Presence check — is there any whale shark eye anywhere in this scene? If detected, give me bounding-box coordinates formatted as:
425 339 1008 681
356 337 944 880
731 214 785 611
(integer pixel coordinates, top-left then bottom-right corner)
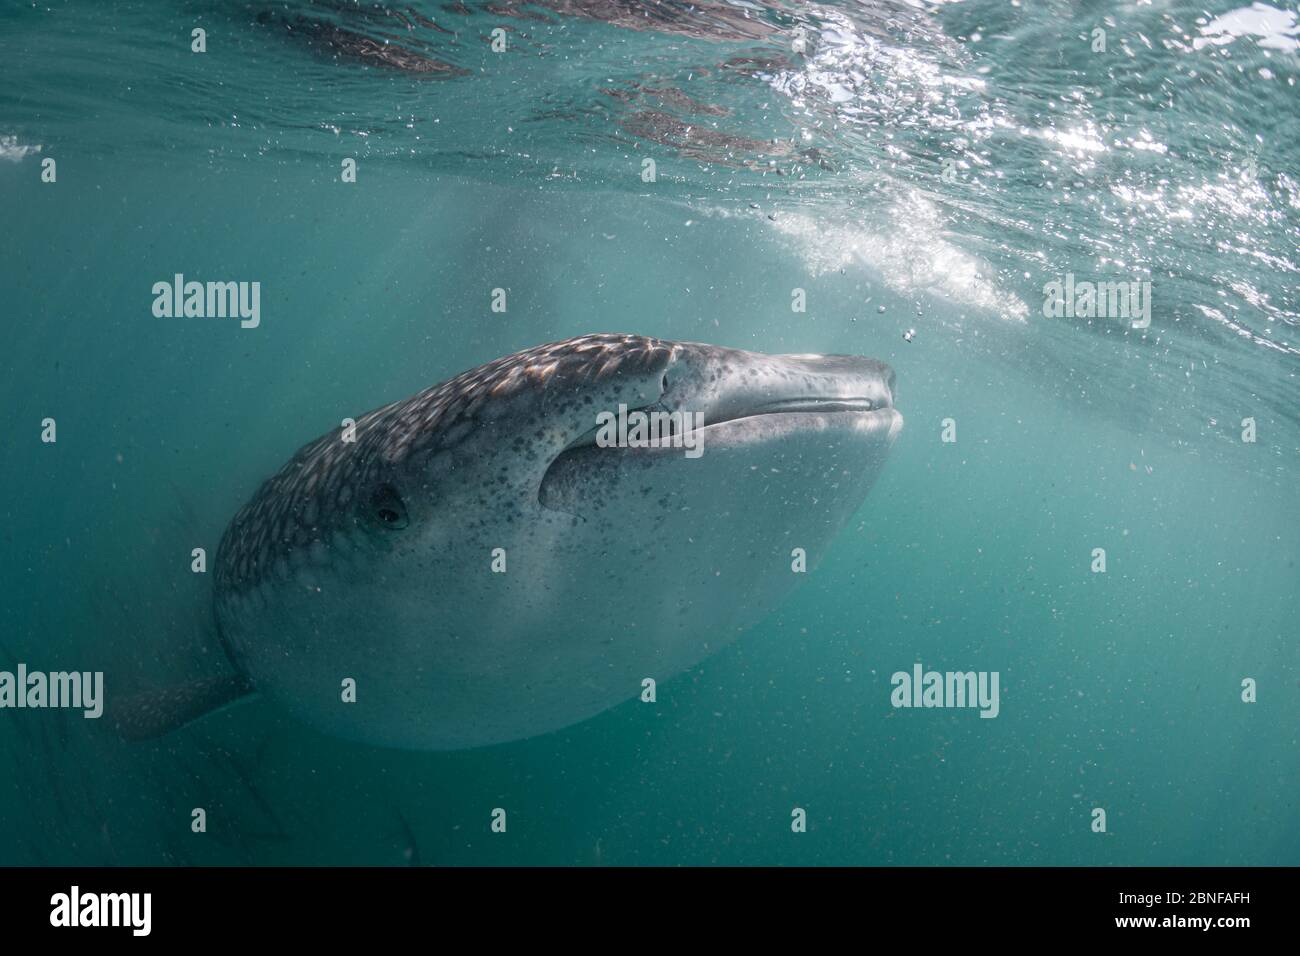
367 483 409 530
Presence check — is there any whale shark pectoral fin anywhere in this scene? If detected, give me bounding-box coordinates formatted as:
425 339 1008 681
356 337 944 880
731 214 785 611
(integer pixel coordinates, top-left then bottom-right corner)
112 674 257 740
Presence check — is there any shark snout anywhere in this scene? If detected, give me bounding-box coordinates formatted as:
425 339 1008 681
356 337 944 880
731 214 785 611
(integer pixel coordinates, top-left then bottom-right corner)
664 345 897 427
762 352 896 411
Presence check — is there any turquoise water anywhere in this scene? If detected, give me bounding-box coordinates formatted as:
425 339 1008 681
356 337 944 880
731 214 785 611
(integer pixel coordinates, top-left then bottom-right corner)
1 0 1296 865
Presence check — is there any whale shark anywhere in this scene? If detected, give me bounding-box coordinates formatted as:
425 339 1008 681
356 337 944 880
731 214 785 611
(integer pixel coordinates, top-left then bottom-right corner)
118 334 902 749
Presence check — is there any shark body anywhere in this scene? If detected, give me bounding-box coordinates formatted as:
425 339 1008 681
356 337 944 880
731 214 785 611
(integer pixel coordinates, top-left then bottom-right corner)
127 334 902 749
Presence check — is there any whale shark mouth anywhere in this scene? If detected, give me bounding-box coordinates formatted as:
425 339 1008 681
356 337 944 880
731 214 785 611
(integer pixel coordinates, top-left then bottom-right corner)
682 400 903 450
744 397 890 415
537 397 902 519
556 394 895 455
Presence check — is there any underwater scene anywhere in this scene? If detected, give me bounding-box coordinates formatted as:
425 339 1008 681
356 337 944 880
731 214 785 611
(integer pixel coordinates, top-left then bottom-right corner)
0 0 1297 868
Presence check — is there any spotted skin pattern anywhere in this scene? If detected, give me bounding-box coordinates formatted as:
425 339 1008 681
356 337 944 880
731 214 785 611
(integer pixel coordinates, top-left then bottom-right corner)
215 334 676 597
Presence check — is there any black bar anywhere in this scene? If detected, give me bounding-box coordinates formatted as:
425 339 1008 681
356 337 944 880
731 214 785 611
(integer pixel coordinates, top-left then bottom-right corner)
0 867 1283 941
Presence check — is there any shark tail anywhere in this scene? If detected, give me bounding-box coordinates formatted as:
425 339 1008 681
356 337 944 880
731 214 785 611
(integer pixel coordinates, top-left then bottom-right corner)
113 674 256 740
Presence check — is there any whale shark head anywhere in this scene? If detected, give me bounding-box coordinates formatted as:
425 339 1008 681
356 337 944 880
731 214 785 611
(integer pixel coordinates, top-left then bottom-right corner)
536 337 900 514
215 334 902 749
